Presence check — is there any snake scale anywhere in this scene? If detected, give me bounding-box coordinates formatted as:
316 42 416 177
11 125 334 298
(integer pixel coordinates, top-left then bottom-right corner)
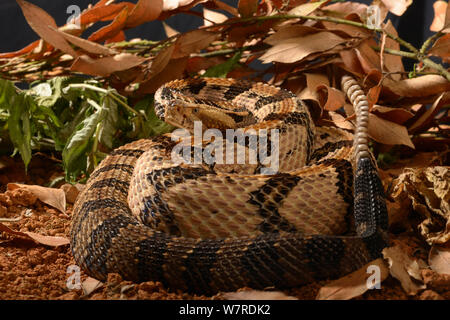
70 75 389 294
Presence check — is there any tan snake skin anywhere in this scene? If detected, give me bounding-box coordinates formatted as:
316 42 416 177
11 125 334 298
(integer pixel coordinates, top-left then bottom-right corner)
70 77 389 293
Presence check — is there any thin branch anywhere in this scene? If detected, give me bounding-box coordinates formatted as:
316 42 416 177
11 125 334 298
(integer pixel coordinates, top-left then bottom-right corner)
420 31 443 55
66 84 141 117
373 47 450 81
372 47 417 59
422 57 450 81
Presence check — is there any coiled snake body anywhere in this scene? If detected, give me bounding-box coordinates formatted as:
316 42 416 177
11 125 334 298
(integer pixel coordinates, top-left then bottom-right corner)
70 76 388 293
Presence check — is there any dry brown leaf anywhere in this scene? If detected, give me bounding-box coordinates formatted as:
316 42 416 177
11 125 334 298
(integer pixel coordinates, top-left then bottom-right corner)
421 269 450 294
92 0 111 8
425 168 450 210
381 0 412 16
58 23 84 37
88 6 129 43
82 277 103 296
172 29 218 59
227 65 255 79
288 0 328 16
305 73 329 89
429 33 450 61
26 231 70 246
71 53 146 77
383 75 450 98
321 19 372 38
444 0 450 31
0 222 70 247
105 31 126 44
137 57 188 94
316 259 389 300
163 0 199 11
222 290 298 300
49 27 116 56
16 0 78 58
339 49 365 75
60 183 83 204
430 0 450 32
80 3 133 25
126 0 163 28
149 44 175 76
203 8 228 26
317 85 346 111
162 22 179 37
368 113 415 148
429 245 450 275
367 84 382 109
298 73 329 101
354 40 381 73
329 111 355 130
383 244 426 295
212 0 239 16
264 25 319 45
7 183 66 213
228 20 274 45
391 166 450 245
322 1 368 18
238 0 259 18
279 75 307 95
408 92 446 133
0 39 40 59
261 30 346 64
371 105 413 124
185 56 226 74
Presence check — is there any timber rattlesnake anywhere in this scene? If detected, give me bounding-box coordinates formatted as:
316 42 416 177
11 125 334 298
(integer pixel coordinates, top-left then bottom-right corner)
70 75 389 293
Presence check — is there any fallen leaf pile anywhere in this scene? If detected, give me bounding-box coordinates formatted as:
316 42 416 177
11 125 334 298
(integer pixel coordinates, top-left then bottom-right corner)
0 183 71 246
391 166 450 245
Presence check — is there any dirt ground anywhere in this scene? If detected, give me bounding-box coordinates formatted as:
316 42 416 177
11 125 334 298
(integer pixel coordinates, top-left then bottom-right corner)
0 153 449 300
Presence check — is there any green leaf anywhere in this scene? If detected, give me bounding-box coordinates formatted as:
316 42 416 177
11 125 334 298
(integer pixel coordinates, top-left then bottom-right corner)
0 78 33 168
31 77 80 108
98 96 119 149
7 94 33 168
129 95 174 139
62 107 106 181
30 82 52 97
202 52 242 78
0 78 18 110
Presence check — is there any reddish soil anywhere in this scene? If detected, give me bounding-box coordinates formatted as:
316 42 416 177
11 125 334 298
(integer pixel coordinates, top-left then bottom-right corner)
0 154 449 300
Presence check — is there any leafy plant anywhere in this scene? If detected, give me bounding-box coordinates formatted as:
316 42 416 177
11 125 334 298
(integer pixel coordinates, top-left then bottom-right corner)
0 77 172 181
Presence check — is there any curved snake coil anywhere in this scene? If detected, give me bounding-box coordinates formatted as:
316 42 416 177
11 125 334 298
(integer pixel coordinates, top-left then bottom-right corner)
70 76 389 293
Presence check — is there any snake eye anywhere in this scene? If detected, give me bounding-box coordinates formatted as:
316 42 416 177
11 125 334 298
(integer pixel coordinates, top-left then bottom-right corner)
193 108 199 113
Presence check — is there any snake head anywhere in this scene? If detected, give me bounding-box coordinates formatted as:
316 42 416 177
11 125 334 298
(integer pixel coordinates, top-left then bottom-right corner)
157 98 251 133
